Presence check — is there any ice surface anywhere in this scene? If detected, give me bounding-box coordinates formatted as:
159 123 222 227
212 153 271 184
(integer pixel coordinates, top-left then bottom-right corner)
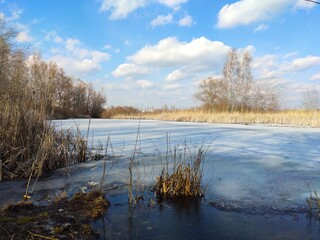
1 119 320 214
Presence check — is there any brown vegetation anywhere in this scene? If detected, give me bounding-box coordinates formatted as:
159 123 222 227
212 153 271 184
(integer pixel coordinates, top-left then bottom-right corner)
194 49 280 112
112 109 320 127
0 190 109 239
102 105 140 118
0 20 104 180
154 146 207 200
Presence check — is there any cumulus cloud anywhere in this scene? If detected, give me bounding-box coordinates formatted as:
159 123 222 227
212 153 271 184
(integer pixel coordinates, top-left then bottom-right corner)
150 14 173 27
217 0 290 28
253 53 320 81
165 65 205 81
128 37 230 69
112 63 151 79
46 37 110 77
178 14 193 26
15 23 33 42
137 80 155 89
16 30 33 42
166 69 184 81
283 55 320 72
99 0 146 19
49 56 103 75
217 0 316 29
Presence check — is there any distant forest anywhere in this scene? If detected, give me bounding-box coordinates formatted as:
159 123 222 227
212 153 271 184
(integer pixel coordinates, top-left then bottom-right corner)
0 20 106 119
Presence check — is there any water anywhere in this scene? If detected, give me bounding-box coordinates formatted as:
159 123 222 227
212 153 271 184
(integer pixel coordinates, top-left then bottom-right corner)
1 119 320 239
97 197 320 240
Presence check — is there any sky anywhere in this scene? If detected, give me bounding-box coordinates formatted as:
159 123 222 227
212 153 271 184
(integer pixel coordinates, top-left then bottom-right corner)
0 0 320 109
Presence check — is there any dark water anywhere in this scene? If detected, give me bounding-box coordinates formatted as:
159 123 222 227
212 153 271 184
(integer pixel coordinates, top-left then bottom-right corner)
94 194 320 240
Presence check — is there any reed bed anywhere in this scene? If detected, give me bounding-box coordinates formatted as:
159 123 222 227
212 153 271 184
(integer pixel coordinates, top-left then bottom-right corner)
0 94 89 180
154 146 207 200
112 109 320 128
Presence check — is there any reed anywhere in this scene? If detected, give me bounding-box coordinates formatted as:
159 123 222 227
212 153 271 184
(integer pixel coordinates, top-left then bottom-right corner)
112 109 320 127
306 181 320 218
155 145 207 200
0 89 89 180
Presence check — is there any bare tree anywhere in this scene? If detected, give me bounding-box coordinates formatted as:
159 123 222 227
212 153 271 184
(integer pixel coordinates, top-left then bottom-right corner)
301 88 320 110
194 49 280 112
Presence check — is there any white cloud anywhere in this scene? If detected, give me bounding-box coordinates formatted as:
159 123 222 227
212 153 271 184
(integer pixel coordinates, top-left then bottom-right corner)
49 56 103 75
124 40 132 46
178 14 193 26
150 14 173 27
16 30 33 42
284 52 298 59
46 37 110 77
253 54 285 79
158 0 188 8
310 73 320 81
15 23 33 42
254 24 269 32
217 0 315 29
103 44 112 50
137 80 155 89
285 55 320 71
128 37 230 69
6 7 23 21
44 31 63 43
99 0 146 19
162 83 181 90
253 53 320 82
112 63 151 79
294 0 317 9
166 69 184 81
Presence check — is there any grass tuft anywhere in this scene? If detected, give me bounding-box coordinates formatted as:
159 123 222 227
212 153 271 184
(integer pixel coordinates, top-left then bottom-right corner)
155 146 207 200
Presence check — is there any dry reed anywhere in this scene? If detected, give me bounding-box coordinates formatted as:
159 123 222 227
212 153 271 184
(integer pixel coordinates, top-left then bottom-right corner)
155 146 207 200
0 91 89 180
112 109 320 128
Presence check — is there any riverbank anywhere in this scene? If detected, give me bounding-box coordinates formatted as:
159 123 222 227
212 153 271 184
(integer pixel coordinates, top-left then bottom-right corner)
108 110 320 128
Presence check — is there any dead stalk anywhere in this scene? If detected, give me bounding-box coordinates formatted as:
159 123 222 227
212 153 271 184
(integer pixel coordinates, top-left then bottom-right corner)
0 159 2 181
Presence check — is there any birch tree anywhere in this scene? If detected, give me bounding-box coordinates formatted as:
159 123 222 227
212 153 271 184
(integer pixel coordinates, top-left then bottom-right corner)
194 49 279 112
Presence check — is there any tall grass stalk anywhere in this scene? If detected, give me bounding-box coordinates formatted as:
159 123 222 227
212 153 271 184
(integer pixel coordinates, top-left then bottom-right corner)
155 143 208 200
111 109 320 127
0 91 90 180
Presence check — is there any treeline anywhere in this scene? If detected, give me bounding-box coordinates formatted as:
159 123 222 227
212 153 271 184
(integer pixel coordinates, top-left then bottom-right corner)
5 54 106 119
0 20 103 180
102 106 140 118
0 26 105 120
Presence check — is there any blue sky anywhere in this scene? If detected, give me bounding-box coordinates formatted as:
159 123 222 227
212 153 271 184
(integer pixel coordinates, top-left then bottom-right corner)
1 0 320 108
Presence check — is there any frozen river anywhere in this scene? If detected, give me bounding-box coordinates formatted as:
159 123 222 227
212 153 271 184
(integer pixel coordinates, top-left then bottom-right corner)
53 119 320 212
1 119 320 239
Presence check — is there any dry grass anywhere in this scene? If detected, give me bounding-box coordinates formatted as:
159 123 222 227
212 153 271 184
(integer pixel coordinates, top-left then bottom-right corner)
112 109 320 127
0 189 109 239
0 101 89 180
155 146 207 200
0 83 89 180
